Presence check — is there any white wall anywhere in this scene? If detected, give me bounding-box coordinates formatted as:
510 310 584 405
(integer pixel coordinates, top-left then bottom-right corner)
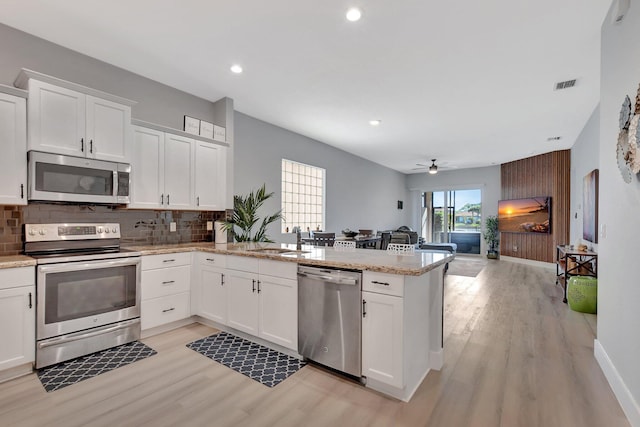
570 106 600 248
234 112 410 243
405 166 501 253
597 2 640 425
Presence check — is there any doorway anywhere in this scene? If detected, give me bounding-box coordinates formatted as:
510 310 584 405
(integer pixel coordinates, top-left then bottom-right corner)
421 189 482 254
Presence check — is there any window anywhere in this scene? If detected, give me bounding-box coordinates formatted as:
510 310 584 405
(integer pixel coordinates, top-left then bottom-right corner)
281 159 325 233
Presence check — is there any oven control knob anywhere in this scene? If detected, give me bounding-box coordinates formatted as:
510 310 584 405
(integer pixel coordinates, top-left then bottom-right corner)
28 228 36 236
105 228 110 234
38 229 46 236
97 227 103 233
112 227 117 234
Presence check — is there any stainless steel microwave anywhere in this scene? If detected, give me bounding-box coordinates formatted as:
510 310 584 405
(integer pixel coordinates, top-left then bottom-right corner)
28 151 130 204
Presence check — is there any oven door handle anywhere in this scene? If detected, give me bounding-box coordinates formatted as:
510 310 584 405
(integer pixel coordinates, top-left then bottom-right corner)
37 318 140 349
38 256 141 274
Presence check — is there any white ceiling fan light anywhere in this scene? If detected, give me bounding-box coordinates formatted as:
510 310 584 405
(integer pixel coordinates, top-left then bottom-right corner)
428 159 438 174
230 64 243 74
369 119 381 126
346 8 362 22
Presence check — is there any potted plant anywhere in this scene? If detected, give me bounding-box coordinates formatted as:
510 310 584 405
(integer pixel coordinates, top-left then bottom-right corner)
483 215 499 259
222 184 283 242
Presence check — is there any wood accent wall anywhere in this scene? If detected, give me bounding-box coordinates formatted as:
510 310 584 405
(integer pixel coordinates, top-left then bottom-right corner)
500 150 570 263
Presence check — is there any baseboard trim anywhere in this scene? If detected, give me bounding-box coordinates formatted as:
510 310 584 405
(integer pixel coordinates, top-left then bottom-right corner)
594 339 639 426
500 255 555 270
0 362 33 384
429 349 443 370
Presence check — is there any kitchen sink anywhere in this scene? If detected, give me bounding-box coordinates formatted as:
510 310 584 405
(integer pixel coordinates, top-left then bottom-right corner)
247 248 310 255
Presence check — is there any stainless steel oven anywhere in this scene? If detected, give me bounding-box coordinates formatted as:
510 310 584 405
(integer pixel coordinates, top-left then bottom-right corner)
28 151 130 204
25 223 141 369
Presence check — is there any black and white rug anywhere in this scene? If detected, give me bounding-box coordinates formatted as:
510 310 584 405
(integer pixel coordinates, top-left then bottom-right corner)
37 341 157 392
186 332 305 387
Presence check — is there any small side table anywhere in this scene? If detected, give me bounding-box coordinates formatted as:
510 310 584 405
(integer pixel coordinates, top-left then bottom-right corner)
556 245 598 303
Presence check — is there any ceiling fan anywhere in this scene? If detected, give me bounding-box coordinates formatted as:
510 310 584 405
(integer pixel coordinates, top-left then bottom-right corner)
412 159 441 174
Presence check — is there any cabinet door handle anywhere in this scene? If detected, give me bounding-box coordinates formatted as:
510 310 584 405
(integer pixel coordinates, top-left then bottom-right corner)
90 139 94 153
162 259 176 263
206 258 215 262
252 279 256 293
257 280 261 293
167 194 170 205
371 280 390 286
362 299 367 317
20 184 24 199
197 196 200 206
28 292 32 309
161 194 164 205
162 280 175 285
221 273 225 286
162 307 175 313
81 138 84 152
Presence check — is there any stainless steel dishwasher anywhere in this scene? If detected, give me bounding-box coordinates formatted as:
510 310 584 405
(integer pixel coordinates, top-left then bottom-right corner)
298 265 362 378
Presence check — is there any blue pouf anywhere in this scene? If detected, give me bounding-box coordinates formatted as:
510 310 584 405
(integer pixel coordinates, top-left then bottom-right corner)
567 276 597 314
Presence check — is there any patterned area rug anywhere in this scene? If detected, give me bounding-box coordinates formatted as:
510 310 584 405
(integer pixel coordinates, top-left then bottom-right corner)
186 332 305 387
37 341 157 392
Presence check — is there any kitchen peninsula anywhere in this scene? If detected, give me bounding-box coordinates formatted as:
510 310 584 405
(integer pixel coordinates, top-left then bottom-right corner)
126 242 452 402
0 243 451 402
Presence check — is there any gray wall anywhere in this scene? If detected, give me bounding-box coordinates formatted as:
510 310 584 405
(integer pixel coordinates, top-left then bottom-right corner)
234 112 410 243
569 106 600 248
405 166 501 254
0 23 219 130
597 2 640 424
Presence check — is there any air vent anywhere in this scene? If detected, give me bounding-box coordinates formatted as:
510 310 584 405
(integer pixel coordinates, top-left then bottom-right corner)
547 136 562 141
555 79 577 90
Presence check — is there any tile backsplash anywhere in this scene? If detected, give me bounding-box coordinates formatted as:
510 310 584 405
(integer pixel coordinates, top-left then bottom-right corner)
0 203 228 256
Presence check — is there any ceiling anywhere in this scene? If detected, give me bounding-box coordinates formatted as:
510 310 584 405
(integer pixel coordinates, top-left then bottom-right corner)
1 1 610 174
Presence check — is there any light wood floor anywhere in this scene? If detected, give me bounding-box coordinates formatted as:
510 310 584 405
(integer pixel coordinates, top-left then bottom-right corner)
0 260 629 426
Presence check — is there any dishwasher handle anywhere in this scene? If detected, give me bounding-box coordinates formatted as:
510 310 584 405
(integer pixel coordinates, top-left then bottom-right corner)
298 271 359 285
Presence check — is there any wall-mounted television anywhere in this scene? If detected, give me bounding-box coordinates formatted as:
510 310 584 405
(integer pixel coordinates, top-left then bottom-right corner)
498 197 551 233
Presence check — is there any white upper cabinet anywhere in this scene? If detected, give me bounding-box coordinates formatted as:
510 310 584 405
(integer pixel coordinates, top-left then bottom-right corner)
16 71 134 163
164 133 194 209
85 95 131 162
27 80 85 157
131 125 227 211
195 141 226 210
131 126 194 209
0 90 27 205
130 126 165 209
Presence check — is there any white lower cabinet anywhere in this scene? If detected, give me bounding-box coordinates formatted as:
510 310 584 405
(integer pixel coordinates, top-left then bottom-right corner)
362 290 404 388
225 256 298 351
0 267 35 372
258 274 297 350
141 253 191 330
226 269 260 335
192 253 227 324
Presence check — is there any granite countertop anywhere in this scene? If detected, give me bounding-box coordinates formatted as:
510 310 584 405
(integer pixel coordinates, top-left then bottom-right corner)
0 255 37 269
124 242 454 276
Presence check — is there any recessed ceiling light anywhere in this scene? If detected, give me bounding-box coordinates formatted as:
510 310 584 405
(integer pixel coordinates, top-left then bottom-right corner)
230 64 243 74
346 8 362 22
369 119 381 126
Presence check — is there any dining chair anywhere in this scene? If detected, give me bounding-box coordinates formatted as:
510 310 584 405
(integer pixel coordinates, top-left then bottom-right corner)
379 232 392 250
333 240 356 249
389 232 411 245
387 243 415 254
313 232 335 247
